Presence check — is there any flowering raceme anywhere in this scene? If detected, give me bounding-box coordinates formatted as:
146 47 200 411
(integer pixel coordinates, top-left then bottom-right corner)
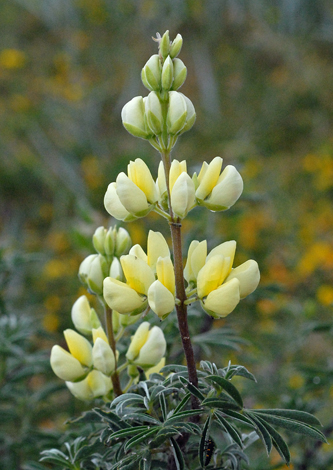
184 239 260 318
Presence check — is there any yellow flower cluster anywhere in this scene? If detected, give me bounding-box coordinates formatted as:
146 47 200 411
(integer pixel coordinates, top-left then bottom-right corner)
104 156 243 221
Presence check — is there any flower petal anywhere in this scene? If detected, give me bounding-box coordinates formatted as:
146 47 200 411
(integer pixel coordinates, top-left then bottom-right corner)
225 259 260 298
148 280 175 318
103 277 147 314
202 278 240 318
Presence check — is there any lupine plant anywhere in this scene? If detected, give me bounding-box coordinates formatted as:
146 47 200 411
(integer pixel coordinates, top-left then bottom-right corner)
42 31 327 470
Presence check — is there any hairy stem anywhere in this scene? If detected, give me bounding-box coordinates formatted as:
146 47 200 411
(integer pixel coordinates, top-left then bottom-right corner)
105 306 122 396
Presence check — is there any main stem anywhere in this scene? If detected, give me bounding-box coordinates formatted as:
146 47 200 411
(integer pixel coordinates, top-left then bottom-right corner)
105 306 122 396
161 150 199 408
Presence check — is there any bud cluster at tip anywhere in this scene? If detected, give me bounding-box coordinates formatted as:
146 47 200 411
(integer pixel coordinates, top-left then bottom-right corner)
121 31 195 151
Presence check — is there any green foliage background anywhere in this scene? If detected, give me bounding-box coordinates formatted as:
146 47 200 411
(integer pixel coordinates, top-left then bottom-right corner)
1 1 333 469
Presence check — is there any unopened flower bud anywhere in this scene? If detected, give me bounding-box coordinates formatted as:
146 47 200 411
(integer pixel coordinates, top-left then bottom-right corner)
159 31 170 59
104 183 133 222
167 91 187 135
161 56 174 91
109 257 123 280
179 94 196 134
121 96 151 139
115 227 131 257
92 337 115 376
184 240 207 284
172 58 187 90
126 322 166 369
78 254 96 286
145 92 163 135
148 280 175 319
104 227 116 256
170 33 183 59
92 326 109 344
171 172 196 218
87 254 109 295
141 54 161 91
93 226 107 255
71 295 101 335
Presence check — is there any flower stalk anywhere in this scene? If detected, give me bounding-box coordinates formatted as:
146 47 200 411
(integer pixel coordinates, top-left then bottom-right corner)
104 305 122 396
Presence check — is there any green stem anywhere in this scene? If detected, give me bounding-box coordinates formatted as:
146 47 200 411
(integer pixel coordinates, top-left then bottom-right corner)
153 206 171 221
123 377 134 393
116 360 129 374
104 305 122 396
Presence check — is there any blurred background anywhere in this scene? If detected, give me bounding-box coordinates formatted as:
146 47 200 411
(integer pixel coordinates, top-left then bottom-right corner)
1 1 333 469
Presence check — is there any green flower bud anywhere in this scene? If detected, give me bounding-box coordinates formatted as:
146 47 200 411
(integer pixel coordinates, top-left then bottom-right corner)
145 91 163 135
172 58 187 90
93 226 107 255
166 91 187 135
87 254 109 295
141 54 161 92
159 31 170 59
78 254 96 286
170 33 183 59
71 295 101 335
161 56 174 91
109 257 123 280
104 228 116 256
121 96 151 139
127 364 139 378
179 94 196 134
115 227 131 257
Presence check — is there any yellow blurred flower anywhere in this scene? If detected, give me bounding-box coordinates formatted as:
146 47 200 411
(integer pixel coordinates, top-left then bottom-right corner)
289 373 305 390
44 259 69 279
43 313 60 332
316 285 333 306
44 295 61 313
46 231 70 253
10 94 31 112
0 48 26 69
297 241 333 277
81 155 104 189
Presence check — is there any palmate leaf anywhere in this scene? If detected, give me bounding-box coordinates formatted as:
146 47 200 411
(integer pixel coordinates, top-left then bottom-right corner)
173 392 191 414
224 365 257 382
149 426 181 447
205 375 243 408
40 449 73 468
248 411 327 442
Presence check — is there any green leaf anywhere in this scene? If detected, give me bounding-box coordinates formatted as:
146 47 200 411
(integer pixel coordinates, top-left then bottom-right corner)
252 409 322 426
122 412 161 425
199 415 211 468
107 426 149 442
179 376 205 401
250 412 327 442
225 365 257 382
202 397 241 411
165 409 203 425
221 409 255 427
245 412 272 455
170 437 185 470
205 375 243 408
159 393 167 421
173 392 191 414
125 428 159 451
39 449 72 467
255 415 291 464
93 409 130 429
214 411 243 448
149 426 181 447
